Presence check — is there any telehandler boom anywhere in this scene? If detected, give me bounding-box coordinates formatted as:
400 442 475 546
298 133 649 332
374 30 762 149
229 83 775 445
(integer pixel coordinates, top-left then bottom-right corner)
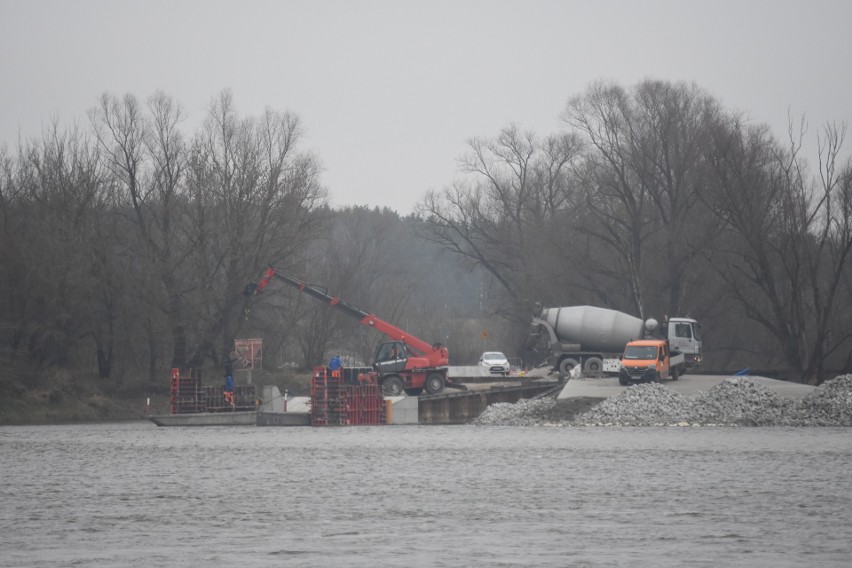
248 267 461 396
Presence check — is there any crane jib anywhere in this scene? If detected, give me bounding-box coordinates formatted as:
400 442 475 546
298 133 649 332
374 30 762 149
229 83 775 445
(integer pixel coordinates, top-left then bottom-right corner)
256 266 446 362
268 269 369 320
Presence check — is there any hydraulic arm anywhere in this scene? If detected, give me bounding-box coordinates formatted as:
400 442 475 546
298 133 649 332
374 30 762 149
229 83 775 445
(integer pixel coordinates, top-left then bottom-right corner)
249 267 447 366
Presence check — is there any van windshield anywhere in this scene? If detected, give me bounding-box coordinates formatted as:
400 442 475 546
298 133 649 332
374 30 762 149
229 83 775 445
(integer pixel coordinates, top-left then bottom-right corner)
623 345 657 360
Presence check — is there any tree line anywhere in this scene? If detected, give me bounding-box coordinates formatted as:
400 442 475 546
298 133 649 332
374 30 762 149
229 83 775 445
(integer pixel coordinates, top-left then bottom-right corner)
1 80 850 391
418 80 852 384
0 89 491 393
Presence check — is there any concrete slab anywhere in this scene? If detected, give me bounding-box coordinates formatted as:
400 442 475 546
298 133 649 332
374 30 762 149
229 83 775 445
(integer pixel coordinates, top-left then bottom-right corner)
386 396 418 424
283 396 311 413
557 374 816 401
261 386 286 412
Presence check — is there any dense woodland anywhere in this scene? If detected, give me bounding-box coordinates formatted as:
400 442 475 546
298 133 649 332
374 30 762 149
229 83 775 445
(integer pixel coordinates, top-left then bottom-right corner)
1 80 851 397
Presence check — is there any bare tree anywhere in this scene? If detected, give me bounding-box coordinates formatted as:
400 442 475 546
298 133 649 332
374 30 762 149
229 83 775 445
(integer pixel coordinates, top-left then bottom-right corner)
89 92 188 372
3 122 115 371
630 81 722 314
90 90 326 376
562 80 722 318
416 124 583 319
562 82 651 316
185 90 326 370
704 116 852 383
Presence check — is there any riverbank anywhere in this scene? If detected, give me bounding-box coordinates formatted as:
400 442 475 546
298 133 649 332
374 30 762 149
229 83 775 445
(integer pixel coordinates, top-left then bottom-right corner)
0 366 313 425
0 377 145 425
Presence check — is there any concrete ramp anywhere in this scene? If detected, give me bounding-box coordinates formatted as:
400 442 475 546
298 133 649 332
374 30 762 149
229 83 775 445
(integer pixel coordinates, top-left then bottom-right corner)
255 390 312 426
418 382 565 424
283 396 311 413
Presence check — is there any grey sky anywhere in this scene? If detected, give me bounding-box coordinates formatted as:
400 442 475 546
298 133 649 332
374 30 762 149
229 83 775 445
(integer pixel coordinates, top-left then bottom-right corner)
2 0 850 214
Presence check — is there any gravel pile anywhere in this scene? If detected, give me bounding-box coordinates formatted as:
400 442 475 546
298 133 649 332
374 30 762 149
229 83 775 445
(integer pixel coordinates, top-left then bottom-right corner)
788 374 852 426
575 383 694 426
688 377 795 426
473 374 852 427
472 398 559 426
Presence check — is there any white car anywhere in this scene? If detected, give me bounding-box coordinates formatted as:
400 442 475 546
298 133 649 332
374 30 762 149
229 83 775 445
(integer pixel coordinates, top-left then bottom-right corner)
479 351 511 375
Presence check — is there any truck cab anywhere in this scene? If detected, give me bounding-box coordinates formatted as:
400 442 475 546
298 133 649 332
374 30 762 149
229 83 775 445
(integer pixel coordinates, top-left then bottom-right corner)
666 317 701 367
618 339 683 385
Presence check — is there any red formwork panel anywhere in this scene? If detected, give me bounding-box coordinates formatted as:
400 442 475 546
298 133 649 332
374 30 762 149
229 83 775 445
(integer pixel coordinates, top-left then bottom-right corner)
344 384 386 425
310 367 340 425
170 368 203 414
311 366 386 426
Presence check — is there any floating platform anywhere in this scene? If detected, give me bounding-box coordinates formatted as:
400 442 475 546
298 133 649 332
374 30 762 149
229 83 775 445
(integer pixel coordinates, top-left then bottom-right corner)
256 411 311 426
148 409 312 427
148 411 257 427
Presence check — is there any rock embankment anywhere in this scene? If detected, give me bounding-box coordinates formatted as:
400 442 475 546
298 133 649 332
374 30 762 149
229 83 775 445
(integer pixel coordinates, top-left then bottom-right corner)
473 374 852 427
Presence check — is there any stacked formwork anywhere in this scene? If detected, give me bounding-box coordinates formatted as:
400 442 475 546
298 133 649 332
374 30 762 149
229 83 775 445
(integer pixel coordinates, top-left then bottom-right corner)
201 385 257 412
311 366 386 426
170 368 204 414
342 366 374 385
169 368 256 414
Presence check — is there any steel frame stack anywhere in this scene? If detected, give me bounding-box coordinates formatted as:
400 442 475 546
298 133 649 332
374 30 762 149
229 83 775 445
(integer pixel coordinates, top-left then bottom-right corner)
200 385 257 412
310 366 386 426
170 368 203 414
169 368 257 414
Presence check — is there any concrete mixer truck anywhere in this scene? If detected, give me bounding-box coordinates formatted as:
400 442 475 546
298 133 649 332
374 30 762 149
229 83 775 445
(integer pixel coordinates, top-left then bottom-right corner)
530 305 701 377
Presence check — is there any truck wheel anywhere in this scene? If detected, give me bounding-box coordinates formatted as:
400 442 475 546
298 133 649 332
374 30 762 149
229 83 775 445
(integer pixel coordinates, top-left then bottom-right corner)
671 367 679 381
558 358 579 376
382 376 404 397
425 373 445 395
583 357 603 374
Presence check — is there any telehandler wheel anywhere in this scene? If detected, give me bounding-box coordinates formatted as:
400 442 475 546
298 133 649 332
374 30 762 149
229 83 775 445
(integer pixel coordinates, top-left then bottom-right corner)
425 373 446 395
382 376 404 397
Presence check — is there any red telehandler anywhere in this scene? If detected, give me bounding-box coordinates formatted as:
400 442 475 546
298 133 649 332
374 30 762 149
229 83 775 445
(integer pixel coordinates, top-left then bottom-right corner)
246 267 465 396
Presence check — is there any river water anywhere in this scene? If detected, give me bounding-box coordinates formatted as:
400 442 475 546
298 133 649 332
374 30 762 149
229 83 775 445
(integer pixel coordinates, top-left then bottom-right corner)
1 422 850 567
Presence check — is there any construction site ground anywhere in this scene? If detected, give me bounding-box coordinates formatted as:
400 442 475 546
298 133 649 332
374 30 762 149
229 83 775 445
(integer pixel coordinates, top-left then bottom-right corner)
556 373 816 400
450 368 818 421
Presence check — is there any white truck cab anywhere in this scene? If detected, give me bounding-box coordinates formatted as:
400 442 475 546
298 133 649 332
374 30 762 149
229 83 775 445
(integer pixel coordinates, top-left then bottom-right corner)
666 317 702 367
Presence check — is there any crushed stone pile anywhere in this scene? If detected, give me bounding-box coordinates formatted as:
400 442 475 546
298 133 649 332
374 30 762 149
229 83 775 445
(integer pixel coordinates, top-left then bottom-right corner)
789 374 852 426
473 374 852 427
688 377 794 426
473 398 559 427
575 383 694 426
